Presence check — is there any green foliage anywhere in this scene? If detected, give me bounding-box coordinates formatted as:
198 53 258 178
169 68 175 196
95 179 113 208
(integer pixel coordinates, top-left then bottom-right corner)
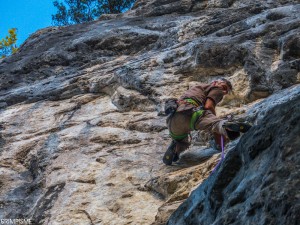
0 28 18 58
52 0 135 26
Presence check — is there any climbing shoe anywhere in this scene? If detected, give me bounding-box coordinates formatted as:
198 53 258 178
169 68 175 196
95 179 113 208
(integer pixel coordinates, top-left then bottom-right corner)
223 122 252 133
173 152 180 162
225 130 240 140
163 140 177 165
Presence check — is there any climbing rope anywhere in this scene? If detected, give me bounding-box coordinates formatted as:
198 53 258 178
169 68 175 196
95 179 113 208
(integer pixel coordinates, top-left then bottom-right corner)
211 135 225 173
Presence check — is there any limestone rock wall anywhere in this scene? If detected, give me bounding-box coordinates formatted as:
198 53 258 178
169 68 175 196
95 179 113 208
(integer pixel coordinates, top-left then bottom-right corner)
0 0 299 224
168 85 300 225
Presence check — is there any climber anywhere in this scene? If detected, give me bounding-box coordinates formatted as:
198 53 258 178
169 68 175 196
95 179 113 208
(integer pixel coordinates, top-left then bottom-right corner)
163 78 252 165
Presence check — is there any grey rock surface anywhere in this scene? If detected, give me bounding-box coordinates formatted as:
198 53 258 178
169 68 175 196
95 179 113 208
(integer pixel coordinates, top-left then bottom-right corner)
168 86 300 225
0 0 299 224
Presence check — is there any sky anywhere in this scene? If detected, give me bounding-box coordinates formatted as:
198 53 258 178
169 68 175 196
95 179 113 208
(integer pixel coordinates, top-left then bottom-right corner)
0 0 56 46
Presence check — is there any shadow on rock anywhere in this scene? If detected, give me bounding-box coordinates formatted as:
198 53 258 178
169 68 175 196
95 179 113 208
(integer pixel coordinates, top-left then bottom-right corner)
175 147 219 167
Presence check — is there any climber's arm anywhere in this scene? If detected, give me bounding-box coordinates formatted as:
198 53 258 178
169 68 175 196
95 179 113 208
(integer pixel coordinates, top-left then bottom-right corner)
204 98 216 115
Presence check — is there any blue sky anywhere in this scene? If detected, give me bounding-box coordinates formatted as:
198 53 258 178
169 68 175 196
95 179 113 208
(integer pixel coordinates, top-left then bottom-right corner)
0 0 56 46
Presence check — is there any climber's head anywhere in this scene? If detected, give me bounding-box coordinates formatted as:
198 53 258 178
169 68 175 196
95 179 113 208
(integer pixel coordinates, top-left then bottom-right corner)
212 78 233 95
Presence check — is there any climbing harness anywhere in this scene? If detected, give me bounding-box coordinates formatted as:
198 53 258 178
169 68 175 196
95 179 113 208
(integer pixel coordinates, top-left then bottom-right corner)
169 131 189 141
177 98 201 108
190 107 204 130
212 135 225 173
169 98 204 141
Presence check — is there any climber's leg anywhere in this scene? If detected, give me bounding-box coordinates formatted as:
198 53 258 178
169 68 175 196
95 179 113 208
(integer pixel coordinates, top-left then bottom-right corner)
194 111 252 147
163 112 191 165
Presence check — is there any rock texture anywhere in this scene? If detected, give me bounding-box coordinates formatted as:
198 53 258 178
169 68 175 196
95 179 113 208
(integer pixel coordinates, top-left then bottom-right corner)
0 0 299 224
168 85 300 225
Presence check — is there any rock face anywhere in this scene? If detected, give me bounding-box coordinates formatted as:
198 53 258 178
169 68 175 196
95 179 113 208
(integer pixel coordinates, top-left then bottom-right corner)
168 85 300 225
0 0 299 224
